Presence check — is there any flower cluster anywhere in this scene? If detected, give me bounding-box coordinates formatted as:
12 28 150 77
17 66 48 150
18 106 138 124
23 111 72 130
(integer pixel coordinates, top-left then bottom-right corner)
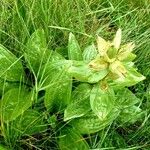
89 29 145 86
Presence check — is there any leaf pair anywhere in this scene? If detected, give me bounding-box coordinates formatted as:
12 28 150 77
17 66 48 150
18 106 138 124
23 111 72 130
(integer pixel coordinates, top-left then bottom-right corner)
44 60 72 112
0 45 34 123
64 83 92 121
64 83 119 134
68 60 108 83
90 83 117 120
70 111 118 134
65 84 142 134
68 31 145 88
24 30 73 112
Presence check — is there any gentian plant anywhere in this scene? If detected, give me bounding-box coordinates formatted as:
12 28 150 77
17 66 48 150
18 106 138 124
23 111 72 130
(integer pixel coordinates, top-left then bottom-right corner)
0 29 145 149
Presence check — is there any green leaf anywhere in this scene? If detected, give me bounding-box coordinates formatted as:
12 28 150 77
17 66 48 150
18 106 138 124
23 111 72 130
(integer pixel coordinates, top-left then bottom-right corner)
0 78 21 96
68 61 91 82
24 29 51 74
71 83 91 102
70 110 119 134
115 88 144 124
107 47 118 59
38 52 66 86
0 87 34 122
82 44 97 62
90 84 116 120
44 76 72 112
122 53 136 62
68 61 108 83
44 60 72 112
68 33 82 61
50 51 65 62
12 109 47 135
58 127 89 150
0 44 24 82
112 66 145 87
116 88 140 108
64 83 92 121
118 105 144 124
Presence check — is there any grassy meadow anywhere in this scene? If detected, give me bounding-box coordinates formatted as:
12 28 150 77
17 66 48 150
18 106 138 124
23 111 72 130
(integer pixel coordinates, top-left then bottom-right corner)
0 0 150 149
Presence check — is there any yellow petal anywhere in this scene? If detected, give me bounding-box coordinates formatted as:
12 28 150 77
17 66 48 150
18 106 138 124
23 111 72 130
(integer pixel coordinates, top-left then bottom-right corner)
89 58 108 71
113 28 122 50
118 42 135 61
119 42 135 53
109 61 126 78
97 36 110 56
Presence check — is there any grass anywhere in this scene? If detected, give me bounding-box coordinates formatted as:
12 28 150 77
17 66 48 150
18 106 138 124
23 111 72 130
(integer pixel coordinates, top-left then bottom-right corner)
0 0 150 149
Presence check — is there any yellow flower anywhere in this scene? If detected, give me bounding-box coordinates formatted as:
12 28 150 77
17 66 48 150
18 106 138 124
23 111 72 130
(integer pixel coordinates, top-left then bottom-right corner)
89 28 138 80
96 28 122 63
117 42 135 61
112 28 122 50
89 56 108 71
109 60 127 78
97 36 111 56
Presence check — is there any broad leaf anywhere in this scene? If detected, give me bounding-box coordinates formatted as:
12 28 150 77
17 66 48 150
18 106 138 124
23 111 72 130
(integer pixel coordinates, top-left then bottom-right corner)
68 61 91 82
71 83 92 102
0 87 34 122
58 127 89 150
68 61 108 83
12 109 47 135
118 105 144 124
116 88 140 108
82 44 97 62
64 83 92 121
44 60 72 112
38 51 65 86
112 66 145 87
24 29 51 74
115 88 143 124
68 33 82 61
70 110 119 134
0 44 24 82
90 84 116 120
0 78 20 96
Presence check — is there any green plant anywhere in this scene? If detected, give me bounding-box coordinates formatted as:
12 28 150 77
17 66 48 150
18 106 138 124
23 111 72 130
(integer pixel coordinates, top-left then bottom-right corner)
0 28 146 149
